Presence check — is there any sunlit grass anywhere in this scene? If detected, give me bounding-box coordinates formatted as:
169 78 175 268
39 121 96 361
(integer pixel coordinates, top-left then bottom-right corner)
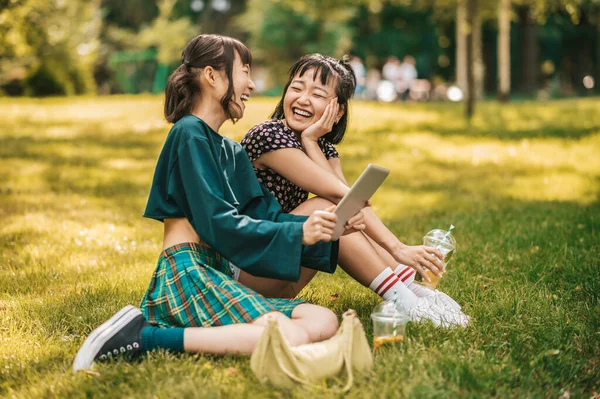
1 96 599 398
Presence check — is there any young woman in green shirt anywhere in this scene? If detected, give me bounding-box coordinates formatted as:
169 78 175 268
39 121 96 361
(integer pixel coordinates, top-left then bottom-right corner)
73 35 366 372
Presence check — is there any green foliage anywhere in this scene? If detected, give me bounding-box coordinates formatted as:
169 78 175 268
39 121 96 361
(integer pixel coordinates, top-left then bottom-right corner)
106 0 196 65
2 0 598 96
1 96 599 397
349 3 445 75
237 0 355 85
0 0 101 96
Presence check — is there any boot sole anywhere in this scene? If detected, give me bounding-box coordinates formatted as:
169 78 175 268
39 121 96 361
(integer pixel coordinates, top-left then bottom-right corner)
72 305 141 373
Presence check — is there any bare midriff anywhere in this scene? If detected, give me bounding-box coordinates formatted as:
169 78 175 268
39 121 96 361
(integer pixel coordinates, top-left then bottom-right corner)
162 218 202 250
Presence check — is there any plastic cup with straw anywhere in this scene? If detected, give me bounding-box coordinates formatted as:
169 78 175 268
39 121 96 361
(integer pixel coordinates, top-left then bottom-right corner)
371 291 408 350
417 224 457 289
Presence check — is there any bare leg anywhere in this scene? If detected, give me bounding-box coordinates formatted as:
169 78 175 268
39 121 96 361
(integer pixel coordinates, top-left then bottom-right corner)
183 323 265 355
183 311 311 356
290 303 339 342
363 232 399 268
337 230 391 286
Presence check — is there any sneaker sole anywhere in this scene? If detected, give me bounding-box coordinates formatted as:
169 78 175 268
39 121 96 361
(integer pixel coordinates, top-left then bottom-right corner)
72 305 142 373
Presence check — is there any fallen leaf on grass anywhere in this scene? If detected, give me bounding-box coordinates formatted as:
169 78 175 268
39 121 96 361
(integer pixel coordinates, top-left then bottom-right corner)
225 367 238 376
558 390 570 399
329 294 339 301
83 370 101 377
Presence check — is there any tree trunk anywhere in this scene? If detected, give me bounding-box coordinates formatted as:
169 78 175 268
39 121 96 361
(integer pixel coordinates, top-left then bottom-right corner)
202 0 213 33
596 6 600 94
466 0 477 121
518 5 538 94
456 0 467 92
498 0 511 101
473 9 484 99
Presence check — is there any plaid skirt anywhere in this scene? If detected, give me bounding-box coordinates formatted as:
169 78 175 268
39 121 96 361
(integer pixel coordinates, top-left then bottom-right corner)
140 242 304 328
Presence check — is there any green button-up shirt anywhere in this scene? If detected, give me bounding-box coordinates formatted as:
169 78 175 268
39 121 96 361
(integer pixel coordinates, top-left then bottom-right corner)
144 115 338 282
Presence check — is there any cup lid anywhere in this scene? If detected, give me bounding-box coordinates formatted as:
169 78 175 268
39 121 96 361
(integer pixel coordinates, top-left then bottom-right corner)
370 300 409 322
423 229 456 250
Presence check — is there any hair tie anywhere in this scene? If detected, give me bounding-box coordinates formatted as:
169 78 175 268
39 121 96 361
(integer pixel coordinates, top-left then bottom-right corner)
183 60 191 68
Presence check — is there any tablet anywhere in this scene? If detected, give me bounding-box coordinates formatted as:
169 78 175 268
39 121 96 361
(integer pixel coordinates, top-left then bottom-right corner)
331 164 390 240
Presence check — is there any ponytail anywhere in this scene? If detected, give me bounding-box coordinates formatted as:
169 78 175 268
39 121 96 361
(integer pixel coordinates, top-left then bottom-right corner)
164 64 201 123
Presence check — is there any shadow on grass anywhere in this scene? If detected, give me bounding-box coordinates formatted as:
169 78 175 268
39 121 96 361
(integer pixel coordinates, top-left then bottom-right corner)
0 130 162 168
0 284 145 396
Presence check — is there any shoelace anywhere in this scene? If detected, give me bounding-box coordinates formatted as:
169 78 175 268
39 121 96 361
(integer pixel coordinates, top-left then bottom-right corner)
99 342 139 360
432 291 462 312
407 300 444 326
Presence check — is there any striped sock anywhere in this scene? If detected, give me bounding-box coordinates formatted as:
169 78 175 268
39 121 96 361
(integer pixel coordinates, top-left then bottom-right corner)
394 264 435 297
369 267 418 307
394 264 416 284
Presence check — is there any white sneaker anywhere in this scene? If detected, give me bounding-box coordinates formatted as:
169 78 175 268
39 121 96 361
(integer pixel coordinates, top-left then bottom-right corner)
432 290 462 313
407 282 464 313
405 297 470 328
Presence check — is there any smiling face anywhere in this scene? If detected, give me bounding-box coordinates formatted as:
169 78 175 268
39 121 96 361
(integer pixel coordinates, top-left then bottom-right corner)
226 51 255 120
283 68 340 134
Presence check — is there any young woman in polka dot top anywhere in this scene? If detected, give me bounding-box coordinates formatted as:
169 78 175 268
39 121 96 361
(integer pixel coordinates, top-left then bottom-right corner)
240 54 469 327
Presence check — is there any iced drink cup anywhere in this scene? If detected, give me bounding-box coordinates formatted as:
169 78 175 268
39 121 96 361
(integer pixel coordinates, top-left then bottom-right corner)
370 301 408 350
416 228 456 290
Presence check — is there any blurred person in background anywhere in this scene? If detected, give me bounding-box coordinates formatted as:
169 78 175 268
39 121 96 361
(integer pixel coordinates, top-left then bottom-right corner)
382 56 401 84
398 55 418 101
364 68 382 101
349 55 366 98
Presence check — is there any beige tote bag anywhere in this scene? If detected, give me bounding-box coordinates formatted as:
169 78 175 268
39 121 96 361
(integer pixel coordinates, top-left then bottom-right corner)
250 309 373 392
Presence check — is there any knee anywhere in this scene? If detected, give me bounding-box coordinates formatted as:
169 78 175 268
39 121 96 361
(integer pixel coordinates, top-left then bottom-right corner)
291 304 339 342
291 197 335 216
311 197 335 209
263 312 310 347
305 307 339 342
317 308 339 341
285 326 310 347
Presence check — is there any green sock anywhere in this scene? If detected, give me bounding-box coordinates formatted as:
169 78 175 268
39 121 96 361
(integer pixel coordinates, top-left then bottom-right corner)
141 326 185 353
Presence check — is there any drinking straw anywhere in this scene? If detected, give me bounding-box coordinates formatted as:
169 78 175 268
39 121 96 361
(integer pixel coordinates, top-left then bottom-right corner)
392 291 399 336
437 224 455 250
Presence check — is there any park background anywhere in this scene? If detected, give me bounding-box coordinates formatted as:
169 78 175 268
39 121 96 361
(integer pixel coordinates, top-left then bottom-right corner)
1 0 599 398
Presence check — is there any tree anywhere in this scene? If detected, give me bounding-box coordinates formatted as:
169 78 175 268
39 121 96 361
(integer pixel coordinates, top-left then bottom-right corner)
236 0 355 86
456 0 467 92
473 2 485 99
465 0 477 120
0 0 102 96
517 3 538 92
498 0 511 101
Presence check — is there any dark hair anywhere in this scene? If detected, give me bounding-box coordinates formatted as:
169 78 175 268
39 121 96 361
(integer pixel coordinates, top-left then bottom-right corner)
270 54 357 145
164 34 252 124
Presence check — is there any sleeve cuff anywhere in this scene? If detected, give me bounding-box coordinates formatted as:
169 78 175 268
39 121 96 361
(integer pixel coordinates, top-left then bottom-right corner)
300 239 339 274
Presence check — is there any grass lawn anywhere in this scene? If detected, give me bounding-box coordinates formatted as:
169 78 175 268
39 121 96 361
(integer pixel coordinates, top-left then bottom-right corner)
1 96 599 398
